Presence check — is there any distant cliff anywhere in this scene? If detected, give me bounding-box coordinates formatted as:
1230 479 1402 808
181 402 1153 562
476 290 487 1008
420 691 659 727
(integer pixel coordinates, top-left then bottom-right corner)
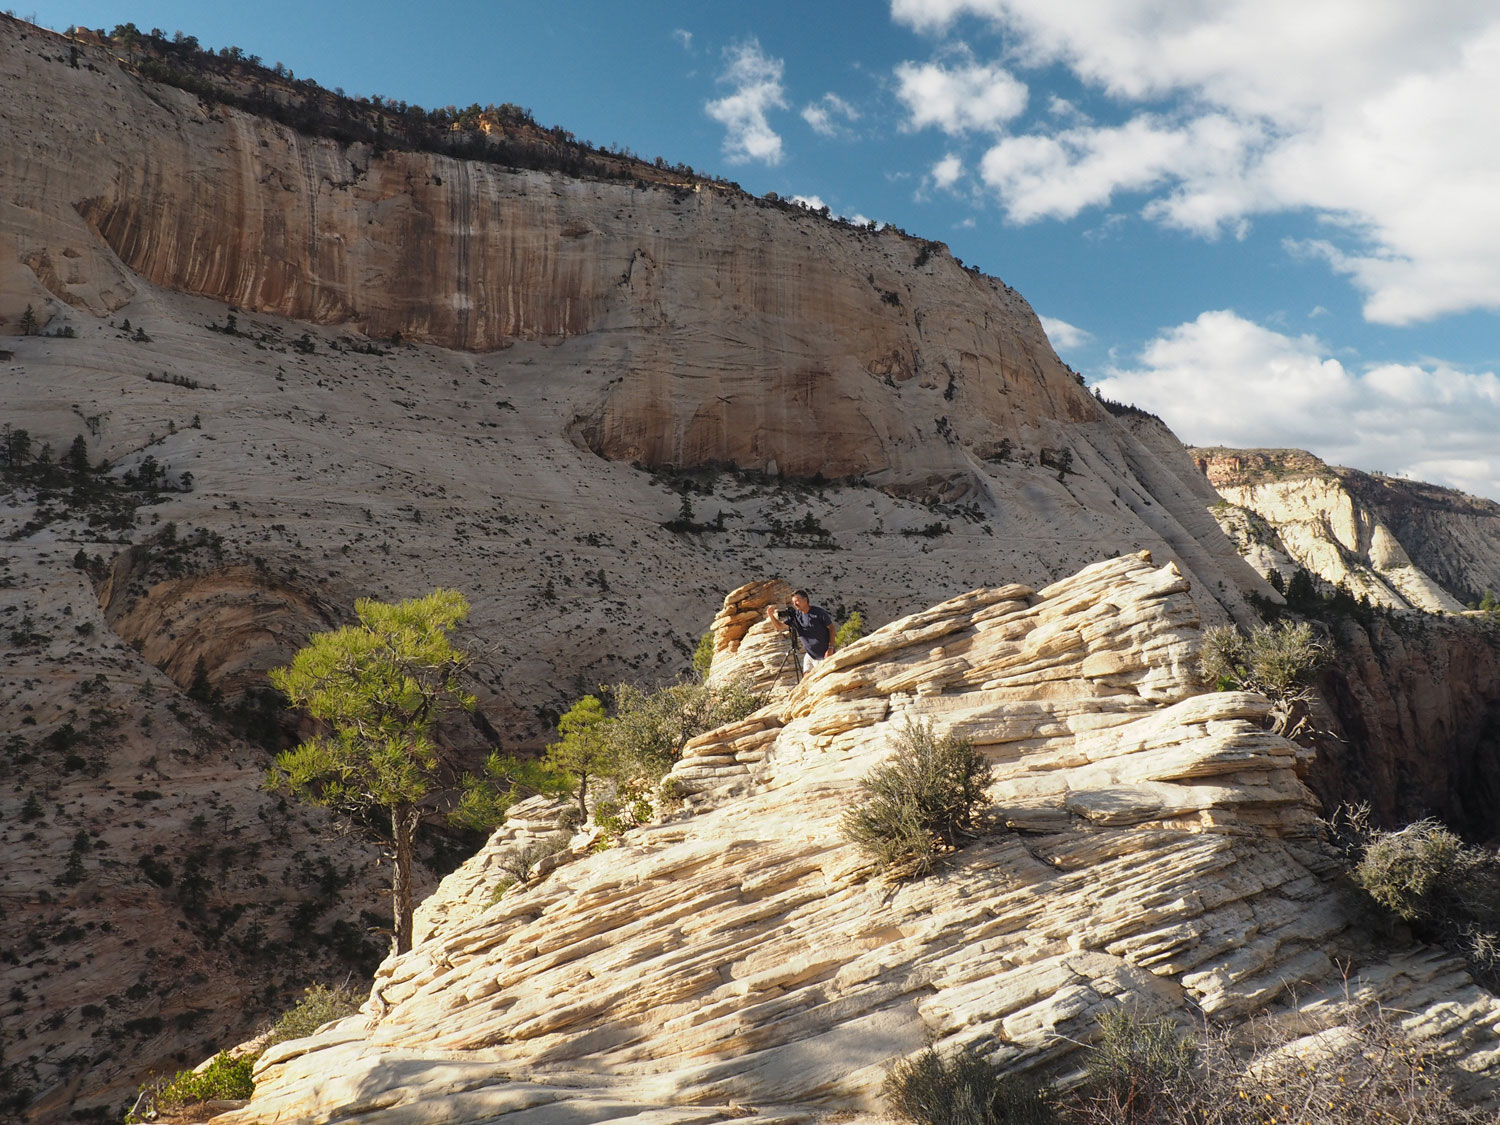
1189 446 1500 838
1192 446 1500 610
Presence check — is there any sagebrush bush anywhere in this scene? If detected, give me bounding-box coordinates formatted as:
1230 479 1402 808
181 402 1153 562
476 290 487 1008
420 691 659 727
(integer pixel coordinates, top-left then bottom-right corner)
497 832 571 886
1069 1008 1196 1124
1199 620 1328 739
266 982 362 1046
842 720 991 877
884 1044 1055 1125
1200 621 1327 698
1061 1004 1497 1125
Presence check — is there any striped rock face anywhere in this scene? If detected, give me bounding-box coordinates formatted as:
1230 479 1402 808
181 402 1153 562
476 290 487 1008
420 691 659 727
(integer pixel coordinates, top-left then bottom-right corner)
221 554 1500 1125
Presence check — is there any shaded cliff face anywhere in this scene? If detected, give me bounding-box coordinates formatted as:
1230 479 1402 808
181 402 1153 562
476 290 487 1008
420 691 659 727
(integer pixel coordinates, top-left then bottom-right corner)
1311 614 1500 840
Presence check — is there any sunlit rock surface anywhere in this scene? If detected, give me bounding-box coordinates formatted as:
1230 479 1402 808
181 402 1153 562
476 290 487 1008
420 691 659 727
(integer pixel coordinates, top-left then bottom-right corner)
218 555 1500 1124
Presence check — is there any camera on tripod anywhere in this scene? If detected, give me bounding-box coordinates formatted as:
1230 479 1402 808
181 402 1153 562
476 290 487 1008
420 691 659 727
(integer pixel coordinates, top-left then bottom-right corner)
776 605 797 625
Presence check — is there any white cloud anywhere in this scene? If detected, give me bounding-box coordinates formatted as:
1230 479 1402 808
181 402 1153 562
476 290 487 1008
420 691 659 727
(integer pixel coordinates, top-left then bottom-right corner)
706 40 788 165
802 93 860 137
1093 310 1500 499
979 114 1263 227
1039 315 1091 350
931 153 963 189
889 1 1500 325
672 28 693 51
894 56 1027 134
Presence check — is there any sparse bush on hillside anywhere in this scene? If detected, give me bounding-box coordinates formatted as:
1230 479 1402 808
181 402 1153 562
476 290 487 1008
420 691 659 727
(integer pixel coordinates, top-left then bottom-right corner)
496 832 573 888
842 721 991 877
126 1051 255 1122
455 675 766 835
266 982 362 1046
884 1043 1056 1125
834 610 864 648
1332 807 1500 982
1068 1008 1195 1124
1200 620 1328 738
692 629 715 676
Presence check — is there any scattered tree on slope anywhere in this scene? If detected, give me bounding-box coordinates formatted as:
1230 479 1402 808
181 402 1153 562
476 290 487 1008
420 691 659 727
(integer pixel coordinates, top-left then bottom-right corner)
268 588 474 955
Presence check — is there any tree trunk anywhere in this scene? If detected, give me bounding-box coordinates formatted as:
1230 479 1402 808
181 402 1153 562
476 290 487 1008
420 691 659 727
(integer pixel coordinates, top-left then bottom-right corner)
390 802 421 955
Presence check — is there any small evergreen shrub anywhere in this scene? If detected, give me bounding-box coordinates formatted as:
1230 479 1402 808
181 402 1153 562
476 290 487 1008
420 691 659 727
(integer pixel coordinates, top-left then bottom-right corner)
834 610 865 648
692 629 715 676
842 721 991 877
884 1044 1055 1125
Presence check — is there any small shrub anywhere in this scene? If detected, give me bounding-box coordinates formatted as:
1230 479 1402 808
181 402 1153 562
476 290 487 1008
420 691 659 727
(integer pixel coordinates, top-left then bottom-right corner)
497 832 571 886
692 629 715 677
126 1051 254 1121
834 610 865 648
842 721 991 877
884 1043 1054 1125
1182 1004 1498 1125
1070 1008 1195 1124
266 982 361 1046
1199 620 1328 738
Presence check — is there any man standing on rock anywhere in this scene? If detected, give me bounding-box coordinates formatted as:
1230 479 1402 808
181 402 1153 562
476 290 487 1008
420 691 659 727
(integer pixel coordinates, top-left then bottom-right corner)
765 589 837 675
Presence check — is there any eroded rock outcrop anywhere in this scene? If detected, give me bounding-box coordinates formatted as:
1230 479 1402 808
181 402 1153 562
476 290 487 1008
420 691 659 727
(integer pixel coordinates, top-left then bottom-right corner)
217 555 1500 1124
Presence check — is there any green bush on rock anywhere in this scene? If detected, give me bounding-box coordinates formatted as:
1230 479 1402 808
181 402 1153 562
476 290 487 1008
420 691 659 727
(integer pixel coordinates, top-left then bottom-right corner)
842 720 991 877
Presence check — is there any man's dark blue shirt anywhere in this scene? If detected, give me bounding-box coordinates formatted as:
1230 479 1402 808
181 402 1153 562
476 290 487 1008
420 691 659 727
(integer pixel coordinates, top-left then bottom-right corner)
790 605 834 659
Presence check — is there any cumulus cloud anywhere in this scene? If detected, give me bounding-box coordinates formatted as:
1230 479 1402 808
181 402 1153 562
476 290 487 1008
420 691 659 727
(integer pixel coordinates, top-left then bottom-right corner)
802 93 860 137
706 40 788 165
894 56 1027 134
931 153 964 190
890 1 1500 325
1093 310 1500 500
1038 315 1092 351
672 28 693 51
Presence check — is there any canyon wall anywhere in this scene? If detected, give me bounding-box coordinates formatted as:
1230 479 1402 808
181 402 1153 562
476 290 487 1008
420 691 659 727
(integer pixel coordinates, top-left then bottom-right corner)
2 18 1106 499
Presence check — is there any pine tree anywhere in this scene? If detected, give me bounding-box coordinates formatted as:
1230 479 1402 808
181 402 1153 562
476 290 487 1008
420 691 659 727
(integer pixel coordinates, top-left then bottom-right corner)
269 589 474 954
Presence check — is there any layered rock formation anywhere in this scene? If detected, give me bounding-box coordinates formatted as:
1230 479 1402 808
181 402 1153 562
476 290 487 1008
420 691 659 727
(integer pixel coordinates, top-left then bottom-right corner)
1192 446 1500 612
220 555 1500 1124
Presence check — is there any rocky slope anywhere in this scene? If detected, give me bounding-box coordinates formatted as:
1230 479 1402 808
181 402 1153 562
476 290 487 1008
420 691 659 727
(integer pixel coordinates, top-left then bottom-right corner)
220 555 1500 1124
0 19 1270 1115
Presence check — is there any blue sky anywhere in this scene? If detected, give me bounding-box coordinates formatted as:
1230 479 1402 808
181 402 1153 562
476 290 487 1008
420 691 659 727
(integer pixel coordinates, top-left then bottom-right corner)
22 0 1500 500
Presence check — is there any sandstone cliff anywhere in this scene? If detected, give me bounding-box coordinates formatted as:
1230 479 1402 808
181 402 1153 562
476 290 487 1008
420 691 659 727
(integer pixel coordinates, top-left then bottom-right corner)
219 555 1500 1124
1192 446 1500 612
